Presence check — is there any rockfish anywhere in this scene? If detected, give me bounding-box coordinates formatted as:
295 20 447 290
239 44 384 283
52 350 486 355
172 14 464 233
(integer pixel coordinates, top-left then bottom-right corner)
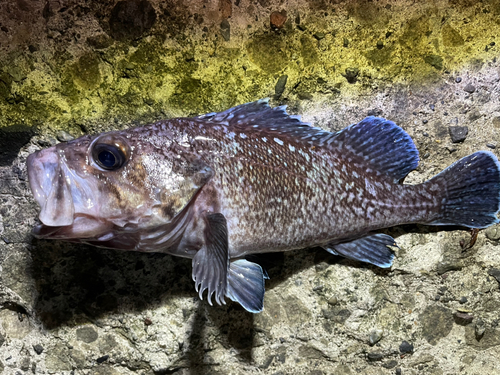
27 100 500 312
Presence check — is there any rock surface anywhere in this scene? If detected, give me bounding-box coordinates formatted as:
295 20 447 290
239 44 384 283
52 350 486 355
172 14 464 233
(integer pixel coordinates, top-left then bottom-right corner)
1 0 500 374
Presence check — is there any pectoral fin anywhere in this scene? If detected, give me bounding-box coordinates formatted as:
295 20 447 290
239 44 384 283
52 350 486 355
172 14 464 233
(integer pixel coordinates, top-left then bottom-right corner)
226 259 266 313
323 233 397 268
192 213 229 306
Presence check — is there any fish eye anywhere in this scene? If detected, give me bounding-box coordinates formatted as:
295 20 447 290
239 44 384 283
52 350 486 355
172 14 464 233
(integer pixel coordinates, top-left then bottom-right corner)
90 135 130 171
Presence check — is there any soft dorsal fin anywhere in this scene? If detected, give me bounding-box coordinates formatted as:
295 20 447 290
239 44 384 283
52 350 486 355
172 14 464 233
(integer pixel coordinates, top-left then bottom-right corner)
330 117 420 183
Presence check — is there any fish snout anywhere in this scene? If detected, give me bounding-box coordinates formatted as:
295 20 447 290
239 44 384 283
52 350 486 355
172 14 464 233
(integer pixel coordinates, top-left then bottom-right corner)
27 148 75 227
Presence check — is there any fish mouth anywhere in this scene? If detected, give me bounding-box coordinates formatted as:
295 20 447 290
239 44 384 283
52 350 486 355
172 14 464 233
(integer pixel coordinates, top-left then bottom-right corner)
27 148 114 240
27 148 75 227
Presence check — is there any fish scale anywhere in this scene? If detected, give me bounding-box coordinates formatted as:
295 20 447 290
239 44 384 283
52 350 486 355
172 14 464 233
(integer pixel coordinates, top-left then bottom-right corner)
27 99 500 312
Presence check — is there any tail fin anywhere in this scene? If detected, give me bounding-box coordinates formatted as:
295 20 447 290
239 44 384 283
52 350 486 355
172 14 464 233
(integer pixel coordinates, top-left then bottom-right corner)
428 151 500 228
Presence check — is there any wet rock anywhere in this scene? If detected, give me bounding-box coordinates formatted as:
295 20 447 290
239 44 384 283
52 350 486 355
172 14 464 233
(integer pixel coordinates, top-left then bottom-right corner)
220 19 230 41
448 126 468 143
485 225 500 241
274 75 287 98
463 83 476 93
419 305 453 345
270 11 287 30
109 0 157 41
399 340 414 354
33 344 44 354
454 312 474 325
76 326 98 343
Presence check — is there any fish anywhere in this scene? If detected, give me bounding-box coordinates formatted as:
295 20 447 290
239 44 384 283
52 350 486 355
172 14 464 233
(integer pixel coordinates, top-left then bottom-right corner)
27 99 500 313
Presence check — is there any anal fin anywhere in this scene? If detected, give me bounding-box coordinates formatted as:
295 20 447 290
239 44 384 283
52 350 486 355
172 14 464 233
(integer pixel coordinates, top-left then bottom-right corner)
226 259 266 313
323 233 397 268
192 213 229 306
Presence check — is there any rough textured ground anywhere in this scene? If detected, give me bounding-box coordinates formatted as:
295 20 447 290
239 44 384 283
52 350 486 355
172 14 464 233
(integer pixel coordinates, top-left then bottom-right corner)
1 0 500 374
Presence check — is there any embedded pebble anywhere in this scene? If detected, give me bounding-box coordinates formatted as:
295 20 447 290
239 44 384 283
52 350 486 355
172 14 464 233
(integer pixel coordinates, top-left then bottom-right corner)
485 225 500 240
463 83 476 93
448 126 469 143
369 330 383 346
56 130 74 142
399 340 414 354
275 75 288 98
270 11 287 29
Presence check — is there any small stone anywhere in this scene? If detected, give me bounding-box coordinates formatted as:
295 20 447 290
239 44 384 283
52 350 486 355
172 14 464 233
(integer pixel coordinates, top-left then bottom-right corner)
343 38 349 47
96 355 109 364
424 54 443 70
344 67 359 84
382 360 398 369
76 326 98 343
313 32 325 40
274 75 288 98
448 126 469 143
376 40 384 49
455 77 462 83
487 268 500 284
399 340 414 354
327 296 338 305
487 143 497 149
367 352 384 361
475 318 486 340
459 296 468 304
437 260 463 274
396 368 402 375
486 225 500 240
56 130 74 142
33 344 44 354
463 83 476 93
220 19 230 41
369 330 383 346
454 312 474 325
270 11 287 30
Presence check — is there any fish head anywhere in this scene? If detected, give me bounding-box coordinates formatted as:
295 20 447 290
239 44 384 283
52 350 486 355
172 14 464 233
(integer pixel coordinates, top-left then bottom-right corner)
27 129 212 245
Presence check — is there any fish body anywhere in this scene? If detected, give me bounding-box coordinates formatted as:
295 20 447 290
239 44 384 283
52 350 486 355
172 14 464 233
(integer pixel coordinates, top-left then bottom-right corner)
27 100 500 312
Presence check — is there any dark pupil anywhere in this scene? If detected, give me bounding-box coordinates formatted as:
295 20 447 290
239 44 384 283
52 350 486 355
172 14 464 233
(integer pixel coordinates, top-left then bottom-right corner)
98 150 116 168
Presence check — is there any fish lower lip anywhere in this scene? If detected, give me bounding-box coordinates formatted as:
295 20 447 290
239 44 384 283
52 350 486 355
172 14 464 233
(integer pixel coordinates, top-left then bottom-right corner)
32 224 61 238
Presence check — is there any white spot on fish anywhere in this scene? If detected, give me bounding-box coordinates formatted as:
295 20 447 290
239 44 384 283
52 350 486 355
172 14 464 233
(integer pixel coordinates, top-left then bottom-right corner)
240 133 247 139
289 145 295 152
365 178 377 196
262 137 267 142
274 137 284 145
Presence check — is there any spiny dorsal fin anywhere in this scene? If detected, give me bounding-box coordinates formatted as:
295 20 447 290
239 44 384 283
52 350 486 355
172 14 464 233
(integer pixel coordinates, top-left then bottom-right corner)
198 99 330 143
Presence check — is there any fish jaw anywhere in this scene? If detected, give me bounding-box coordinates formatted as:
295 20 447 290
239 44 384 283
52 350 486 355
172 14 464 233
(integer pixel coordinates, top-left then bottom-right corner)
27 148 74 227
27 146 112 240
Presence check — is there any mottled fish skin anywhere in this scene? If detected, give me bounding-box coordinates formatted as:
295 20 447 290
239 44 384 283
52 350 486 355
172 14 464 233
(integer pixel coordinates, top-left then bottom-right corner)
27 99 500 312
